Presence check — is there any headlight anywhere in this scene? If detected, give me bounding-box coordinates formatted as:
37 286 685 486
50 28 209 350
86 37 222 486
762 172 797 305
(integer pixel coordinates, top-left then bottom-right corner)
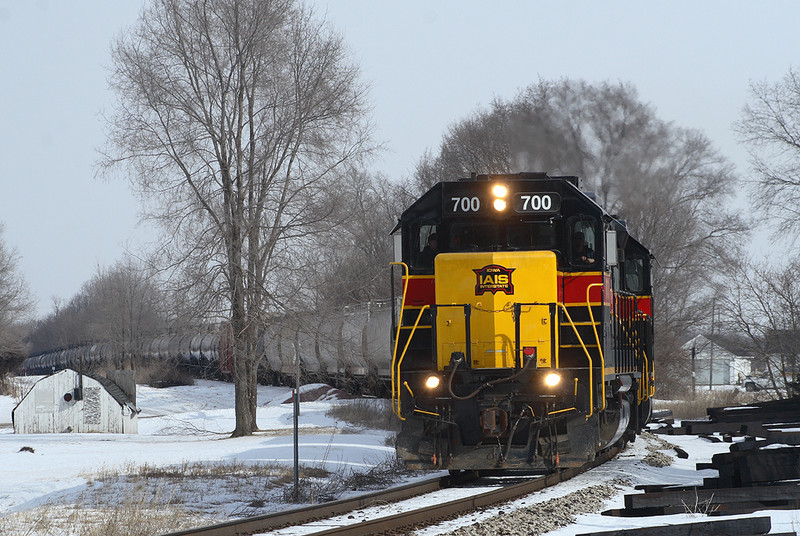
492 184 508 198
544 373 561 387
425 375 441 389
492 184 508 212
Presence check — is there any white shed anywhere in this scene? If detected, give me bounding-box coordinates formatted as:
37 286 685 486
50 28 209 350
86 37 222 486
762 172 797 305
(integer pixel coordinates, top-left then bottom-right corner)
12 369 139 434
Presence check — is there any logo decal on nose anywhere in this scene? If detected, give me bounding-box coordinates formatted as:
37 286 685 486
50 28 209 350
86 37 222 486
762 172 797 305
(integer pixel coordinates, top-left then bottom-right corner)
473 265 515 295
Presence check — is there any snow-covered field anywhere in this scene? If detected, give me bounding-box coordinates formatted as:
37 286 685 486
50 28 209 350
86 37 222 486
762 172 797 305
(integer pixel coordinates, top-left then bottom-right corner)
1 377 798 536
0 378 405 533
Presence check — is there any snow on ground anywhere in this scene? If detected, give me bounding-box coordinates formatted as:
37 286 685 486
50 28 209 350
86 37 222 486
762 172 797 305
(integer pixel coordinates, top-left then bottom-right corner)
0 378 400 524
2 378 799 535
407 432 800 536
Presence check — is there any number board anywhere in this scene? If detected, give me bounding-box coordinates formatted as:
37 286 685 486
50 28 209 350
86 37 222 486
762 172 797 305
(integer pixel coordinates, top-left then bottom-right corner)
443 185 487 214
512 192 561 214
446 194 484 214
442 185 561 216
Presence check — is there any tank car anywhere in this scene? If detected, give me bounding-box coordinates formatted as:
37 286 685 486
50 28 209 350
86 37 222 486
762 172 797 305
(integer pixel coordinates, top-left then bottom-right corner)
389 173 655 471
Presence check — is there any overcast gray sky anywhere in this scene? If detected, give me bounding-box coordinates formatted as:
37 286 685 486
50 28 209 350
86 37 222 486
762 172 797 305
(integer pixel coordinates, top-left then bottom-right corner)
0 1 794 317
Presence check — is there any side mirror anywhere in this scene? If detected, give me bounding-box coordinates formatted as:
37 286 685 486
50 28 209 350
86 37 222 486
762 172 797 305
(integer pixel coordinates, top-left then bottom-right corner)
393 233 402 263
605 230 618 267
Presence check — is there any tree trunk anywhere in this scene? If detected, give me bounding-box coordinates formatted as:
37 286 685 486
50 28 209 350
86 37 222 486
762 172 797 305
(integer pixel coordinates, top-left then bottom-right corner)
231 307 256 437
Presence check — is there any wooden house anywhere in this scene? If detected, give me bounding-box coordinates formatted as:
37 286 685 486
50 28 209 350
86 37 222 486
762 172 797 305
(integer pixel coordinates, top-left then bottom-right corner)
684 334 755 387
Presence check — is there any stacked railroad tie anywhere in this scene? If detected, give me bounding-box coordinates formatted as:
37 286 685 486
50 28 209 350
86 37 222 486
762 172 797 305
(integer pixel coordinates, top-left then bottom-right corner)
604 397 800 519
653 397 800 439
576 516 790 536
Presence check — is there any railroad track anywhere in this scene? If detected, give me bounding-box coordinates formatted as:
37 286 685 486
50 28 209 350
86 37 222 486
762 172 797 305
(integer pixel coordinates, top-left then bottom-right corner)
160 446 621 536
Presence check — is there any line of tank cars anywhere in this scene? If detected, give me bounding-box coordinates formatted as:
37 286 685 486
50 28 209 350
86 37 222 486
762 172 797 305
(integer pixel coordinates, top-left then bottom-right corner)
21 334 219 375
20 301 394 394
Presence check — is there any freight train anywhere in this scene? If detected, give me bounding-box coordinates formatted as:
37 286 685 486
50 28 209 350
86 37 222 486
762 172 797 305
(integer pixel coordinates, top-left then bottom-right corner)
390 172 654 471
21 335 224 377
20 302 394 394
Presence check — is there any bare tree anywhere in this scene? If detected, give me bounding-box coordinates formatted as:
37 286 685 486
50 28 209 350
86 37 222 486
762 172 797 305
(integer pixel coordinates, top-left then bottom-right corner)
0 223 32 374
28 258 165 362
717 255 800 398
87 259 166 367
735 67 800 235
309 170 410 307
100 0 372 436
28 297 86 355
413 79 745 392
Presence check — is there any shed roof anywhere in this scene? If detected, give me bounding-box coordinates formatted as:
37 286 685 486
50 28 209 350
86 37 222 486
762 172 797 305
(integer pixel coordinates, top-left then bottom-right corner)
84 371 139 413
15 369 140 414
685 333 757 358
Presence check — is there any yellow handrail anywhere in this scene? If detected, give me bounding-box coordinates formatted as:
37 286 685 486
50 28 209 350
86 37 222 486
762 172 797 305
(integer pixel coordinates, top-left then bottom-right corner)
548 407 577 416
389 262 410 417
392 305 430 420
639 340 655 400
637 310 655 399
649 351 655 398
640 352 649 402
558 303 594 420
612 303 653 403
586 283 606 412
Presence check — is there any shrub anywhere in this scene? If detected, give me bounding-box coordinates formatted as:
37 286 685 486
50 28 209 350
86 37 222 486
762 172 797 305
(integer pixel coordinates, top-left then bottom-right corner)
0 489 210 536
132 362 195 388
0 373 27 400
654 389 770 420
0 373 15 396
325 398 400 431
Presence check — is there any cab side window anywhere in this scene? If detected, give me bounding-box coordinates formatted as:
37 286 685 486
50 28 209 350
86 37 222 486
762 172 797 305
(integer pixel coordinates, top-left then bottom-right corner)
624 257 645 293
413 224 438 270
568 218 597 266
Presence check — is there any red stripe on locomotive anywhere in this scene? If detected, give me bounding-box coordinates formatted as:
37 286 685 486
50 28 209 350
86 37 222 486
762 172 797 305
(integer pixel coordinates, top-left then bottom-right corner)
402 277 435 306
559 272 606 304
636 296 652 316
405 272 651 315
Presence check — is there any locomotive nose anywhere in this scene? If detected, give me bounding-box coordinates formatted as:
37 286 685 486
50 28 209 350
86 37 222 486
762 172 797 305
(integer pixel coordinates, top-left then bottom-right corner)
434 250 557 370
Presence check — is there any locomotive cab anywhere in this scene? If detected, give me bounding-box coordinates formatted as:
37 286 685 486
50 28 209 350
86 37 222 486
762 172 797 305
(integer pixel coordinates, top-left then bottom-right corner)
390 173 654 471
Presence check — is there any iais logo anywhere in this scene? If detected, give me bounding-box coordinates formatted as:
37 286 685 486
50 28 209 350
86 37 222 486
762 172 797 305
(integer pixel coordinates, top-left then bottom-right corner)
473 264 515 295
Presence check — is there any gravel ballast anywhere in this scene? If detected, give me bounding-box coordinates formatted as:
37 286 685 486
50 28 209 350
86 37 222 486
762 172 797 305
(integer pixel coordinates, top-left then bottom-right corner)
442 481 623 536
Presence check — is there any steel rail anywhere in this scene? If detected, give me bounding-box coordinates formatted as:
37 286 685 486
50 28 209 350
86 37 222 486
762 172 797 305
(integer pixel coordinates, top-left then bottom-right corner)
160 446 621 536
158 474 452 536
304 446 621 536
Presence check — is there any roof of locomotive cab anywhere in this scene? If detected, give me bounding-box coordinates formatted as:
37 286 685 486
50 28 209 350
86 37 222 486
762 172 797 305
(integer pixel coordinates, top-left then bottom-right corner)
390 172 654 265
395 172 604 226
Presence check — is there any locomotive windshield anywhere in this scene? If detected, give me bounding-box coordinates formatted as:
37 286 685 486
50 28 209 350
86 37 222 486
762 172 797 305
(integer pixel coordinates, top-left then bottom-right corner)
413 220 560 262
507 221 558 250
409 218 598 272
447 221 559 252
401 176 606 273
448 222 499 251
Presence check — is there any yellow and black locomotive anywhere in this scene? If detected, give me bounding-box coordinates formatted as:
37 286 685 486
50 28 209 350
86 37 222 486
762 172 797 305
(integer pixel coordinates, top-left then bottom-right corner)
390 173 654 470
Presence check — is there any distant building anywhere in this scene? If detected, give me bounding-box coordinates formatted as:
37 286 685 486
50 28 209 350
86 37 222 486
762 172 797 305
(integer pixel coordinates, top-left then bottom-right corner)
763 329 800 383
12 369 139 434
684 334 755 387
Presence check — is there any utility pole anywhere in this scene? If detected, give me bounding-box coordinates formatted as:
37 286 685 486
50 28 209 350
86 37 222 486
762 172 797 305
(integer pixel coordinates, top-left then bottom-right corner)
293 342 300 501
709 300 715 391
692 344 696 400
